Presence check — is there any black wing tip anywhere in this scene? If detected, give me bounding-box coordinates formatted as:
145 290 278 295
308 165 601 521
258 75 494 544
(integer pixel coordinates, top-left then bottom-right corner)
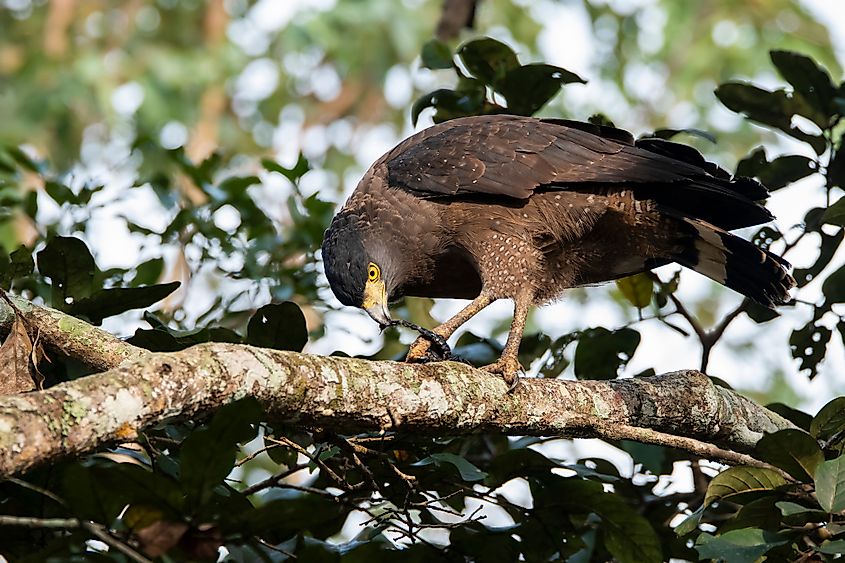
717 231 795 309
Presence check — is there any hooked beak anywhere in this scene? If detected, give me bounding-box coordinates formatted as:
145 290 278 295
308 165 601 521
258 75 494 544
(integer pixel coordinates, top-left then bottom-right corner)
362 280 392 328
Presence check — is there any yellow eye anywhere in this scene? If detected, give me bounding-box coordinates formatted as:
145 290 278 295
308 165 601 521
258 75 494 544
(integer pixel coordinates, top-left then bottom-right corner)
367 263 380 282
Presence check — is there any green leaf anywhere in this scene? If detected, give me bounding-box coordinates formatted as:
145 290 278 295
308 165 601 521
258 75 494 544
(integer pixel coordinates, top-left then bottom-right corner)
793 230 843 287
4 146 41 173
573 327 640 379
531 477 662 563
755 429 823 481
45 180 78 205
770 50 838 127
736 147 817 191
239 495 347 541
410 85 488 126
615 273 653 309
818 539 845 555
36 236 97 308
715 82 826 154
69 282 180 325
775 500 827 525
246 302 308 352
811 397 845 447
823 197 845 226
133 257 165 286
830 131 845 189
180 397 262 509
61 464 128 523
789 321 832 379
262 153 309 183
674 505 704 536
704 466 789 506
0 245 34 288
420 38 453 69
450 525 522 562
413 452 488 482
823 265 845 304
217 175 260 198
695 528 787 563
761 155 817 190
457 37 520 85
128 313 244 352
496 63 585 115
814 454 845 513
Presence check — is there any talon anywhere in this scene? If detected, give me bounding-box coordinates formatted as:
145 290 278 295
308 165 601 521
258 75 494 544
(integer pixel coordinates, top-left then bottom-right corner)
482 356 524 391
405 337 433 363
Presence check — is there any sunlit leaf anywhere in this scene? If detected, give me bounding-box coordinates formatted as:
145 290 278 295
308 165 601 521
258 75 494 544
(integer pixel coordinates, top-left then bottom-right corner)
616 273 653 309
704 466 789 506
814 454 845 513
811 397 845 448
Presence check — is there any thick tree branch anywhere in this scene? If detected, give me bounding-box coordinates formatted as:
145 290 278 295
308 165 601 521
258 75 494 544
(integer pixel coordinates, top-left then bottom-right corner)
0 295 145 371
0 297 795 476
0 338 794 476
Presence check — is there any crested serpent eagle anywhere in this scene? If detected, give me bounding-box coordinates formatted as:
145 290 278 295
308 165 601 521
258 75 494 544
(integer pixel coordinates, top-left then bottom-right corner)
321 115 795 384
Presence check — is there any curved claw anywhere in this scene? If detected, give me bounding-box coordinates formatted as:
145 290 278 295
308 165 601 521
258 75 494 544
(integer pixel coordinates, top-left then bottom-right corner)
405 336 434 363
482 356 524 392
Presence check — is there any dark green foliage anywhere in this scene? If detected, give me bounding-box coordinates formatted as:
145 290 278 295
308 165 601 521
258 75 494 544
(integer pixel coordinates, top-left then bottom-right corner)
412 37 584 124
573 327 640 379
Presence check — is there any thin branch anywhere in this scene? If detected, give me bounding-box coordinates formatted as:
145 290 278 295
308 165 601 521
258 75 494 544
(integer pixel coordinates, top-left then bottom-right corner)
0 515 79 528
0 293 145 371
240 463 311 497
0 515 152 563
592 422 793 480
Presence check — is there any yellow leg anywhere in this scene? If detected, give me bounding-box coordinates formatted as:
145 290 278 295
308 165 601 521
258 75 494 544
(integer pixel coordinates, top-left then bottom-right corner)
405 293 496 362
483 293 531 389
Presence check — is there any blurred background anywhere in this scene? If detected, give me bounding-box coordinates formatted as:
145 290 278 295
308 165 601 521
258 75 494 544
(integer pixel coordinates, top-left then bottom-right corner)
1 0 843 418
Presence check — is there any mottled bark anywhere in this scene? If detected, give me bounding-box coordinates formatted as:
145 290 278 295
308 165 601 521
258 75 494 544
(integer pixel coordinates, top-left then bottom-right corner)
0 295 146 372
0 298 795 477
0 340 793 476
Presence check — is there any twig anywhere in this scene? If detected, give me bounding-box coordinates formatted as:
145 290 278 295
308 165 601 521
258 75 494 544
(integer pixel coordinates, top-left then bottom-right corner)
265 436 351 491
236 442 283 467
240 463 311 497
81 521 154 563
4 477 66 506
592 422 792 479
0 516 152 563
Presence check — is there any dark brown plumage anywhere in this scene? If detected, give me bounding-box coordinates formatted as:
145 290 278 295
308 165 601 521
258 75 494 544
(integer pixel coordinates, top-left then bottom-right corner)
321 115 795 383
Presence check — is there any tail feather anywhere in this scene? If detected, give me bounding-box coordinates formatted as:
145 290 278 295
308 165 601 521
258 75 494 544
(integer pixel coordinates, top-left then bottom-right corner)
673 218 795 308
